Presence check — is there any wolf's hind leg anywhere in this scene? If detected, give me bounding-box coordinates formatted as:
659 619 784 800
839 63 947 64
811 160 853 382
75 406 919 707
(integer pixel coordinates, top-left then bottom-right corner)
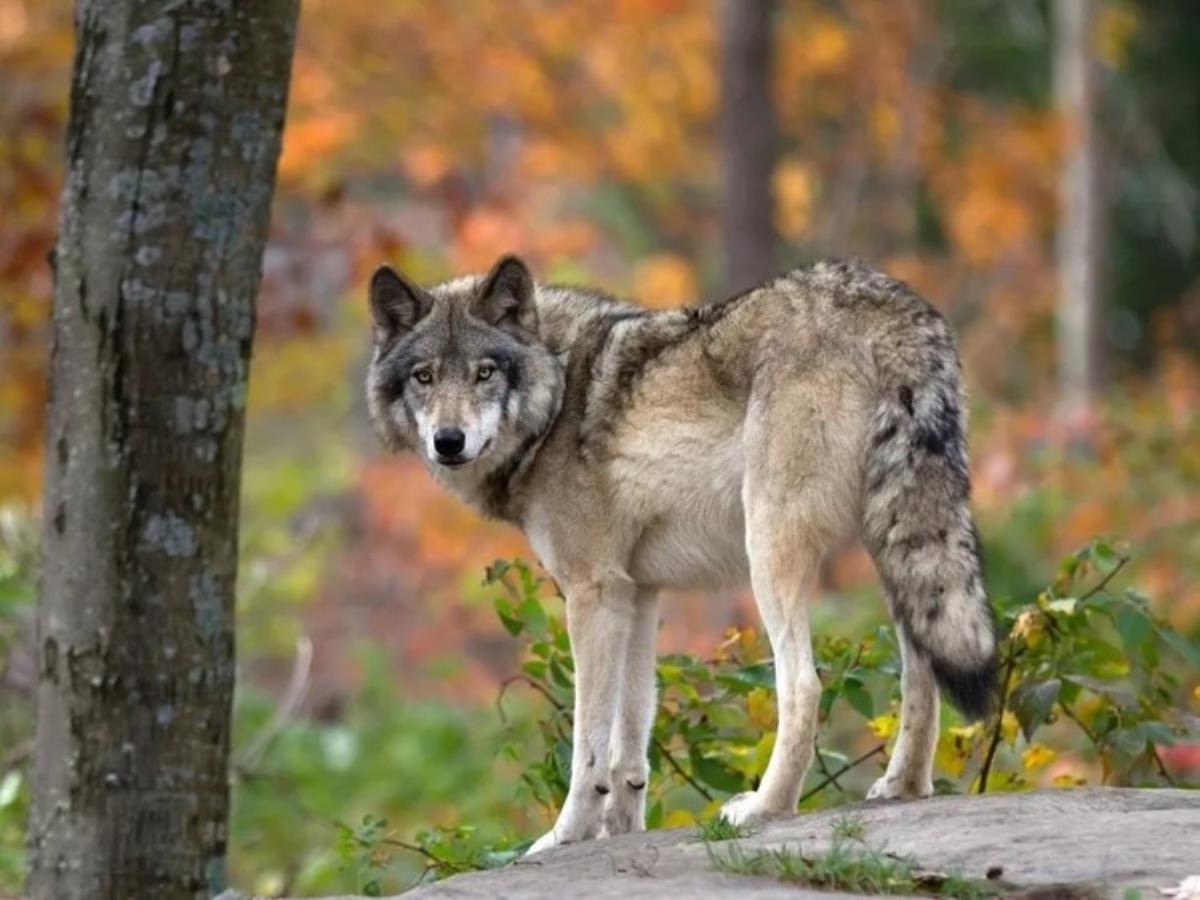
721 375 867 827
602 587 659 837
867 629 938 799
527 573 636 855
721 516 824 827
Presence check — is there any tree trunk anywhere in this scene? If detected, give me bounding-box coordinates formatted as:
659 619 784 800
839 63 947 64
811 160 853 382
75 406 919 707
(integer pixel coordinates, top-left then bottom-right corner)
1055 0 1102 419
717 0 778 298
28 3 298 898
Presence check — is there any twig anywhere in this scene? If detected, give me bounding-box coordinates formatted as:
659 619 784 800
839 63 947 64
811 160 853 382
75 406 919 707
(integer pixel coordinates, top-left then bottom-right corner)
976 650 1019 794
798 742 887 804
814 740 846 793
977 553 1130 792
1057 701 1100 746
379 837 470 874
653 737 713 802
496 674 567 723
1148 744 1178 788
239 635 313 768
1079 554 1130 602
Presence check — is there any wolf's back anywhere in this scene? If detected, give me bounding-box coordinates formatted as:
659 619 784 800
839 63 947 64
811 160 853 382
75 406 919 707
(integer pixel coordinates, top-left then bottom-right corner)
855 280 997 720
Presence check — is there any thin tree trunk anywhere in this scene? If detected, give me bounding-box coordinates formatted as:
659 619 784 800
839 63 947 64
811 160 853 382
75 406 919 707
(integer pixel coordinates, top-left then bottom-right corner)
1055 0 1101 419
718 0 778 298
28 3 297 898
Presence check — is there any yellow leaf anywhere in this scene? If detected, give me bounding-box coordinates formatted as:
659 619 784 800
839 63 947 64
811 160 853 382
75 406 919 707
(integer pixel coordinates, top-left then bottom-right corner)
868 713 899 739
752 732 775 773
1001 711 1020 746
1013 609 1046 648
772 157 813 239
1022 744 1057 770
936 722 982 777
1095 2 1139 68
1094 658 1130 678
935 736 968 777
747 688 776 730
1052 773 1087 788
663 808 695 828
805 16 850 73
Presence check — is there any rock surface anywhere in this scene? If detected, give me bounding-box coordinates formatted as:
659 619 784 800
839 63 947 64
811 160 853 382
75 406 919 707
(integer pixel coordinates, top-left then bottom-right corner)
231 787 1200 898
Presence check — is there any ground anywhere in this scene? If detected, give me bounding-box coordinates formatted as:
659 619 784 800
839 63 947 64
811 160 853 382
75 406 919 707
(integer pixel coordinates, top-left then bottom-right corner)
229 787 1200 899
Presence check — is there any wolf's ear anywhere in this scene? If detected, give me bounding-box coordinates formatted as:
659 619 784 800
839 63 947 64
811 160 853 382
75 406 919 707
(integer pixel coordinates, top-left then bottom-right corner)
473 254 536 333
369 265 432 341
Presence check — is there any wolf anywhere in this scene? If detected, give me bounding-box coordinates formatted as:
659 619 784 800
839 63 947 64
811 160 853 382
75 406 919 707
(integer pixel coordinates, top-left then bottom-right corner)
365 254 996 854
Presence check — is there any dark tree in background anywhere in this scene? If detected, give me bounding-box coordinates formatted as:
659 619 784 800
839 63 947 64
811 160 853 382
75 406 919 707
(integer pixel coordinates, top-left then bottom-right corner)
718 0 778 297
28 3 298 898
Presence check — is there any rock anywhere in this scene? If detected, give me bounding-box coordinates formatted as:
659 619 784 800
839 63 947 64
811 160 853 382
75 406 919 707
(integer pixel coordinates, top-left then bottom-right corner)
247 788 1200 899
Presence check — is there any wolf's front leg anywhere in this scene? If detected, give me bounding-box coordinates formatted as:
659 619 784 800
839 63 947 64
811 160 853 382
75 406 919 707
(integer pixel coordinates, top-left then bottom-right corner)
602 587 659 837
527 573 637 855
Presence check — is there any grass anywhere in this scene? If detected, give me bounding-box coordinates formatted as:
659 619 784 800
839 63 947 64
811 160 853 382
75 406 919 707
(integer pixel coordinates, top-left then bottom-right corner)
706 838 997 899
695 815 753 842
830 813 867 841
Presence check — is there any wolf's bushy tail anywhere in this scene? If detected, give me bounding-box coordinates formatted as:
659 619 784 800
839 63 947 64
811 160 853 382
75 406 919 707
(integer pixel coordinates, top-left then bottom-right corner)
861 318 997 720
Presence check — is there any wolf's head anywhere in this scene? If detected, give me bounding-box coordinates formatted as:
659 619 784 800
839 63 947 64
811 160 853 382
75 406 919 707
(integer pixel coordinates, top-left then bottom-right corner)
365 254 564 491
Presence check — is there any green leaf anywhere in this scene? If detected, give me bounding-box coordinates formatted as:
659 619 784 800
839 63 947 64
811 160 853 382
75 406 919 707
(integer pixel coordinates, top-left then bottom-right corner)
518 597 548 637
1137 721 1176 747
647 798 664 829
1114 605 1151 652
1157 626 1200 669
715 662 775 694
494 597 523 637
548 656 573 689
842 681 874 719
690 754 745 793
1106 727 1145 756
1010 677 1061 741
1090 542 1122 575
521 659 547 678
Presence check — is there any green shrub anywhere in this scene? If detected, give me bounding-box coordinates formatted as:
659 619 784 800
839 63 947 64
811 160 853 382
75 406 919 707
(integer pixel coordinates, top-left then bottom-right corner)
341 543 1196 889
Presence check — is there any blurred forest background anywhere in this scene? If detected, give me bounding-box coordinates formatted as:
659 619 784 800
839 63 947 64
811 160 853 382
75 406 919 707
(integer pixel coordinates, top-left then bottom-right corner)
1 0 1198 895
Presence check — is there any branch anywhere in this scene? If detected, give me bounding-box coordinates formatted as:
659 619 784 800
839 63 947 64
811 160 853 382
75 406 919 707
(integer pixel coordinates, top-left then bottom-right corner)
814 740 847 793
976 650 1020 794
496 674 567 726
1149 744 1178 788
1079 554 1130 603
653 737 713 802
1057 701 1099 746
378 837 471 875
798 742 886 805
238 635 313 769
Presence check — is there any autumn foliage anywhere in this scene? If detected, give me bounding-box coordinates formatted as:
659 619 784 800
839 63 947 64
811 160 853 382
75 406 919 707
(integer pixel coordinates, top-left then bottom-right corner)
0 0 1198 894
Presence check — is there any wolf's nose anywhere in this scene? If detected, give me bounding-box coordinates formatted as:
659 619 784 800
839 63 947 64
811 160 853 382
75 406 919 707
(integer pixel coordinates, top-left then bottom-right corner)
434 427 466 457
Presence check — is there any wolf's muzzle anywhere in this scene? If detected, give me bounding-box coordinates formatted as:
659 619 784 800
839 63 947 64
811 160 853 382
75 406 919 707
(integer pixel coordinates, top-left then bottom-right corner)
434 427 467 465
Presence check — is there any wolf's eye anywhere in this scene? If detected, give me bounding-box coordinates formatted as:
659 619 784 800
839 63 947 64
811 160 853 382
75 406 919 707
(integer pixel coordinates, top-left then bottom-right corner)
476 365 495 382
414 370 433 385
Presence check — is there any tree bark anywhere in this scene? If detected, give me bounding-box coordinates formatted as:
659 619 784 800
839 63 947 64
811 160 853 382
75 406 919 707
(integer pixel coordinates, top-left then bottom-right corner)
717 0 778 298
28 3 298 898
1055 0 1102 419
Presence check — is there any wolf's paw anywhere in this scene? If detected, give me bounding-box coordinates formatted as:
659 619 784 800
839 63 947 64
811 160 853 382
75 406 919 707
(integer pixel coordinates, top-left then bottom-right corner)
718 790 788 828
525 829 564 856
866 773 932 801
